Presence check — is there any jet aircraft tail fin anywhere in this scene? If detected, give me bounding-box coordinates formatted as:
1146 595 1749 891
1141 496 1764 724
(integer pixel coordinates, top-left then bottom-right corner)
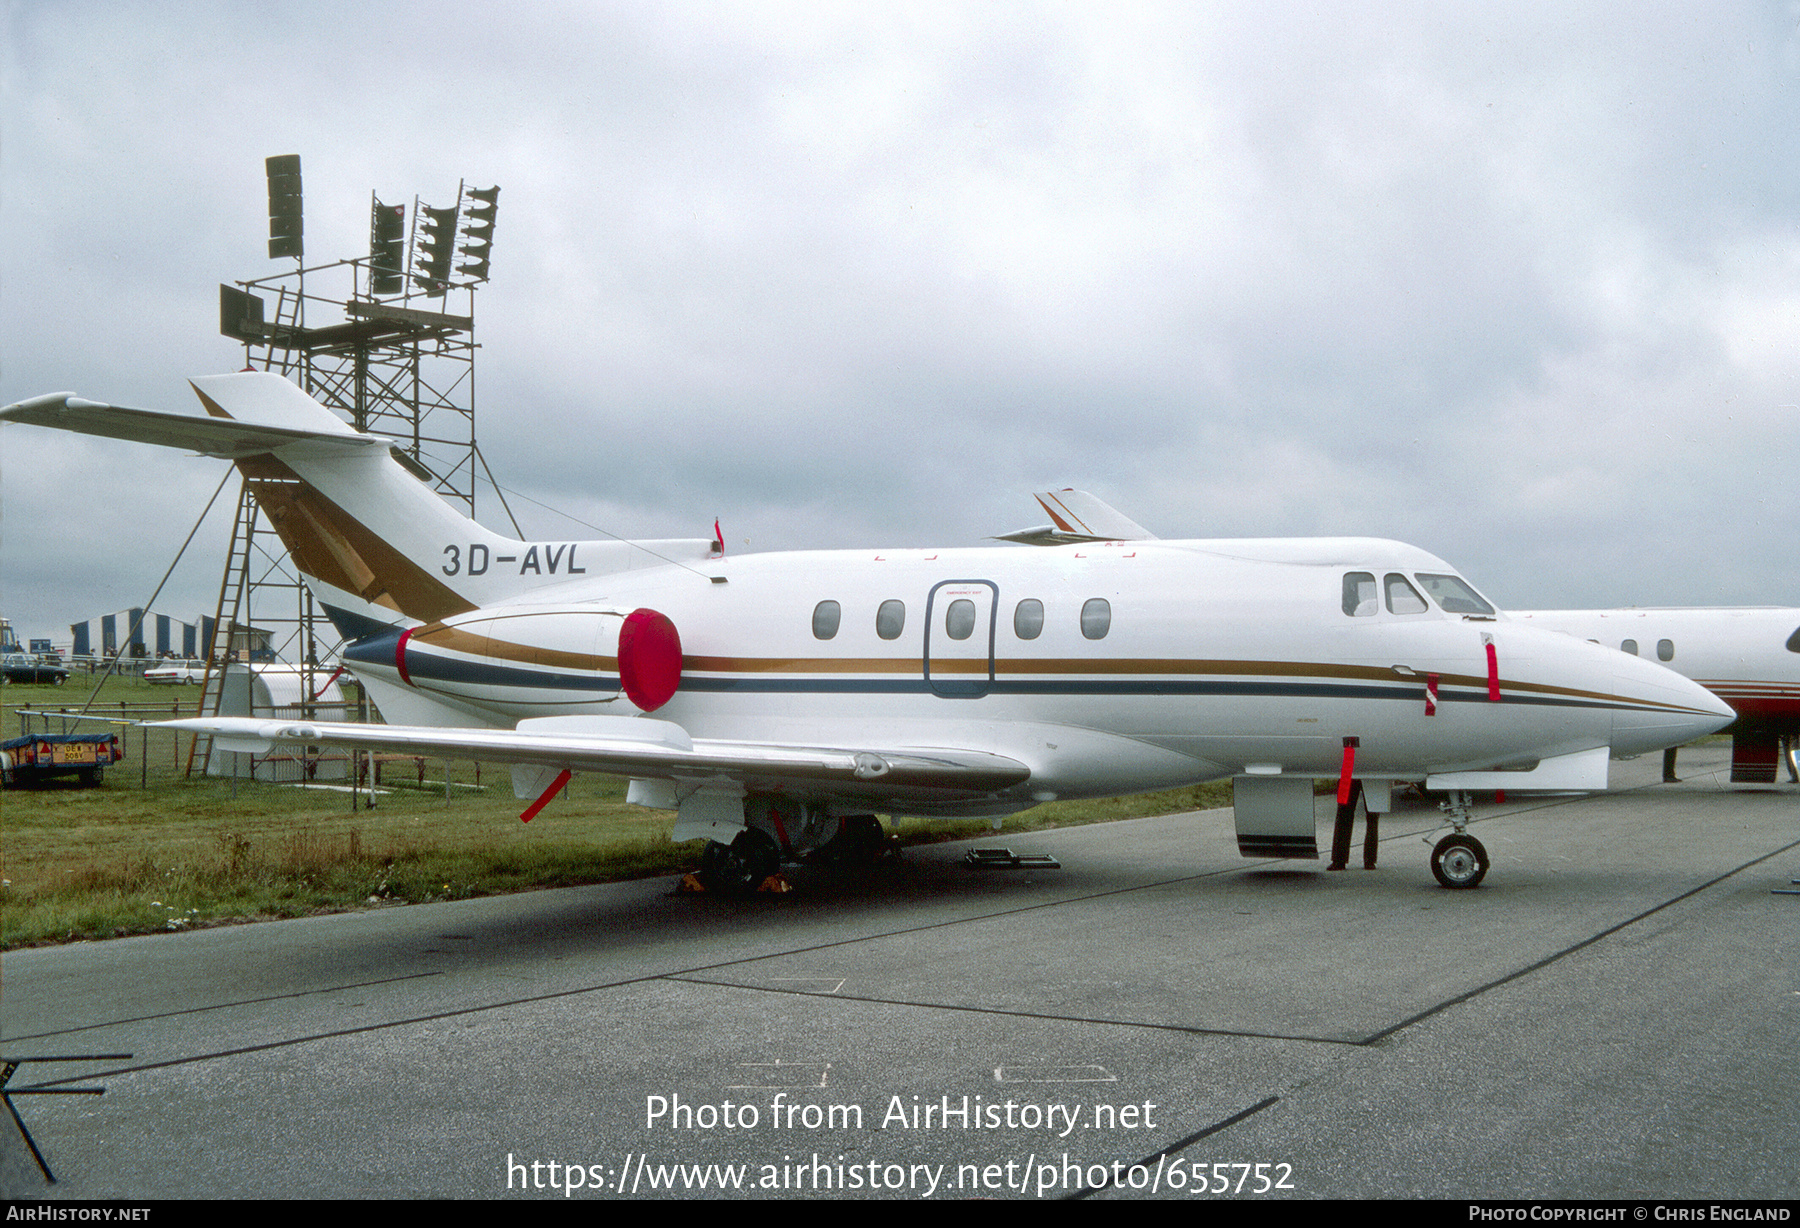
995 488 1158 546
2 373 717 638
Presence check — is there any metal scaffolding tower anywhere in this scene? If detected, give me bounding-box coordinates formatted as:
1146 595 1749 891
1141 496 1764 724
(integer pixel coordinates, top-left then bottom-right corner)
223 261 484 513
189 158 502 773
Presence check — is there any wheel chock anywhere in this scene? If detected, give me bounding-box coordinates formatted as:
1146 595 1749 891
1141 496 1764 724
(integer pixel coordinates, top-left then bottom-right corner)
679 872 708 893
756 874 794 894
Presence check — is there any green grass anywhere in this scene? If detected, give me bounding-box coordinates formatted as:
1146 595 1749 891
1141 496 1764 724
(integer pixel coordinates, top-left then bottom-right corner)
1 671 1230 947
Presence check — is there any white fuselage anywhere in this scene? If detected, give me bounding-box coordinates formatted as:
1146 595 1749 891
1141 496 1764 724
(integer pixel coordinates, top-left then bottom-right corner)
343 537 1730 815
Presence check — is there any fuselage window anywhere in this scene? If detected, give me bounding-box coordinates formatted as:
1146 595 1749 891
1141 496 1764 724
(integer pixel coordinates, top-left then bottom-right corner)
1081 598 1111 640
1414 573 1495 616
1384 574 1428 615
1621 639 1638 656
1343 572 1377 617
876 599 906 640
1014 598 1044 639
812 600 841 640
1657 638 1674 662
945 599 977 641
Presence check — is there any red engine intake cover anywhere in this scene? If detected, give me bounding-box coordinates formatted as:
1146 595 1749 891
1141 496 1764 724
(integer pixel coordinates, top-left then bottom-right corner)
617 608 682 712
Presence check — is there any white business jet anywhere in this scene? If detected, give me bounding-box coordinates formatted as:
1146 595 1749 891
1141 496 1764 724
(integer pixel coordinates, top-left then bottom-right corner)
1 374 1733 890
1510 608 1800 783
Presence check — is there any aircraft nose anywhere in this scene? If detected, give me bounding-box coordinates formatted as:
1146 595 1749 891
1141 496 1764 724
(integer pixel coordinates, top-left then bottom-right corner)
1608 652 1735 758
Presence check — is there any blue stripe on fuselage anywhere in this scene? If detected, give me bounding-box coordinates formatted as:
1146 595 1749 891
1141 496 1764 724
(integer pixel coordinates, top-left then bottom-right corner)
322 603 406 643
343 643 1665 713
345 629 622 693
343 627 404 667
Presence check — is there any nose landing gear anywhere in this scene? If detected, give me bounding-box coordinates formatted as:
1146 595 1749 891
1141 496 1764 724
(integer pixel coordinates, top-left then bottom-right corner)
1429 791 1489 889
1431 833 1489 888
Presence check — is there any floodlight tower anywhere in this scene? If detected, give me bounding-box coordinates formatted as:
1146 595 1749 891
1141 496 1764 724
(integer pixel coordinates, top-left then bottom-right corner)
191 157 506 774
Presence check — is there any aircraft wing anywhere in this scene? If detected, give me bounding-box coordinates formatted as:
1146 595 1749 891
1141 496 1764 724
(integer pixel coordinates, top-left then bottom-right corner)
154 714 1032 801
995 489 1158 545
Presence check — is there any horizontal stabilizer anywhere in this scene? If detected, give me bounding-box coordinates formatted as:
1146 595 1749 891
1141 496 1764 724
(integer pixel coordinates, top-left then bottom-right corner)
996 489 1158 546
6 373 724 630
0 391 386 459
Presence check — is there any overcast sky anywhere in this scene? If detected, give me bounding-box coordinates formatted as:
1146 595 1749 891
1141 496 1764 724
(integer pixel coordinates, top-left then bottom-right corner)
4 2 1798 647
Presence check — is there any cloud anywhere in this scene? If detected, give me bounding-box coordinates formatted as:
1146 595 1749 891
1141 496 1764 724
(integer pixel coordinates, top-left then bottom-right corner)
5 2 1799 642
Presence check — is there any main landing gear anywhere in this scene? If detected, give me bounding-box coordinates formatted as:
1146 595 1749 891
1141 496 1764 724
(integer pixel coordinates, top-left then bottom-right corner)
700 829 781 895
1429 790 1489 889
811 814 893 867
696 813 895 895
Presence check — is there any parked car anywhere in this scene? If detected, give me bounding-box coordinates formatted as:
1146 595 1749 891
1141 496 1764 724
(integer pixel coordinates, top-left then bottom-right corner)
1 652 69 685
144 661 207 685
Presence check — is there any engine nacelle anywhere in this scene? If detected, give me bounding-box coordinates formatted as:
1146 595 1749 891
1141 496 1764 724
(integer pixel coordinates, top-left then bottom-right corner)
391 605 683 714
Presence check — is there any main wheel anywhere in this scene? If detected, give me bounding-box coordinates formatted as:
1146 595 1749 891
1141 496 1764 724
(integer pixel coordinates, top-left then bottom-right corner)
815 814 888 866
1431 833 1489 889
701 839 728 880
702 830 781 895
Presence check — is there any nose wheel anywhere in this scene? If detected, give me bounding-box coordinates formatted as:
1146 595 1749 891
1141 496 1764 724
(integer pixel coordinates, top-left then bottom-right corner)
1430 833 1489 889
1429 790 1489 889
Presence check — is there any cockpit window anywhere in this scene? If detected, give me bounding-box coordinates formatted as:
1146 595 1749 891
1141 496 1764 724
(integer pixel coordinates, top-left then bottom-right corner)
1384 574 1428 615
1788 625 1800 654
1342 572 1378 617
1413 573 1495 616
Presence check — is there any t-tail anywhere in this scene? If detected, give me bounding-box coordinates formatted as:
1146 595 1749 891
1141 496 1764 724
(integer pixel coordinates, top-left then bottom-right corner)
1 372 717 639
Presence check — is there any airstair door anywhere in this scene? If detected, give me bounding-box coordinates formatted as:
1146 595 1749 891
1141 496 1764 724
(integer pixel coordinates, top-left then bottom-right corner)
923 579 998 699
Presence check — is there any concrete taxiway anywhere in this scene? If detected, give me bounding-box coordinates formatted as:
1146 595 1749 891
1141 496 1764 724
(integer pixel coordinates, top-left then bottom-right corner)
2 743 1795 1199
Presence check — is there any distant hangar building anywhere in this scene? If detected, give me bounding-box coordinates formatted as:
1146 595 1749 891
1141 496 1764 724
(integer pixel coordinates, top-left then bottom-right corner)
68 609 272 661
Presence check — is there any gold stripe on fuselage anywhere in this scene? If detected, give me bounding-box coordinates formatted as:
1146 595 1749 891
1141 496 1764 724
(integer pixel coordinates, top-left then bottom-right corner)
412 633 1710 714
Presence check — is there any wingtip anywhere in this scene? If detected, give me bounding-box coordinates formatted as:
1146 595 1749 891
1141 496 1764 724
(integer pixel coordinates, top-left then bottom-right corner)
0 391 79 417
